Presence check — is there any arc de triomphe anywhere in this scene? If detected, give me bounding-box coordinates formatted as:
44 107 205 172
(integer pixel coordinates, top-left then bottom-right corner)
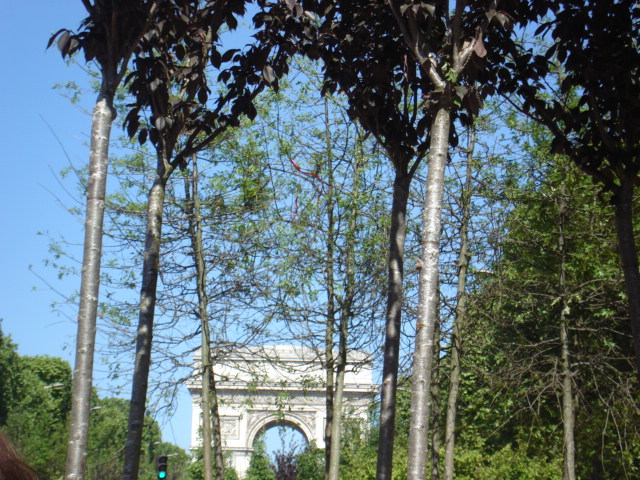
188 345 375 476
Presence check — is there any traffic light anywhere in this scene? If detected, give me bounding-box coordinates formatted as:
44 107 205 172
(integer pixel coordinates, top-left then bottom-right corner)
157 455 168 480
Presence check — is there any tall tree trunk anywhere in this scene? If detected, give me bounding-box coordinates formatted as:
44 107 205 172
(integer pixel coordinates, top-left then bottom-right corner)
407 104 451 480
209 368 225 480
324 99 337 480
327 147 362 480
376 167 412 480
185 158 221 480
324 293 336 479
122 149 175 480
65 88 115 480
613 179 640 384
558 172 576 480
430 317 442 480
560 320 575 480
61 6 160 479
200 341 214 480
443 125 474 480
327 322 347 480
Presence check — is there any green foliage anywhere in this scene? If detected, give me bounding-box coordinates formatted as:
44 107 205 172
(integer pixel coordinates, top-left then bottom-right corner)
295 444 324 480
458 117 640 478
0 323 20 426
22 355 72 421
0 325 186 480
187 448 239 480
86 397 179 480
340 418 380 480
454 442 561 480
245 437 275 480
0 346 72 479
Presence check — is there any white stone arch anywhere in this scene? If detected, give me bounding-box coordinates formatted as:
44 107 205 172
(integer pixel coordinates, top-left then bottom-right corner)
187 345 375 478
246 412 313 449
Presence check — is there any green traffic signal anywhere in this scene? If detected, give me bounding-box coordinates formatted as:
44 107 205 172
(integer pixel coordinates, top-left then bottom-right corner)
157 454 168 480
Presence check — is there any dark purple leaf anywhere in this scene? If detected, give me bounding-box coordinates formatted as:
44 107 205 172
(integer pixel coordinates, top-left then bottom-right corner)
138 129 148 145
47 29 66 49
262 65 276 85
197 87 208 104
221 49 239 63
210 49 222 69
57 31 71 57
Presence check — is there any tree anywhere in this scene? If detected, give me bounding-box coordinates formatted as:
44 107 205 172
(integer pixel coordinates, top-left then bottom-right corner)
254 7 430 478
273 452 297 480
183 156 229 480
245 438 275 480
252 78 388 480
0 327 73 480
119 3 289 477
295 444 324 480
458 116 639 478
86 398 181 480
384 2 516 478
0 322 21 427
442 124 475 480
499 0 640 381
49 3 160 478
253 3 518 477
4 358 72 479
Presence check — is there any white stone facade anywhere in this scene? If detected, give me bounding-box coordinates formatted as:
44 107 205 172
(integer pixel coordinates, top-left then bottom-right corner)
187 345 375 477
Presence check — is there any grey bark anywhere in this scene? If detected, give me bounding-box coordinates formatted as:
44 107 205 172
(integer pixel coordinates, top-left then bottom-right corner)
327 149 362 480
327 323 347 480
209 368 225 480
323 100 336 480
122 148 175 480
558 175 575 480
63 5 160 479
376 168 412 480
65 93 114 480
430 318 442 480
443 125 475 480
560 320 575 480
407 104 451 480
185 158 222 480
384 0 479 477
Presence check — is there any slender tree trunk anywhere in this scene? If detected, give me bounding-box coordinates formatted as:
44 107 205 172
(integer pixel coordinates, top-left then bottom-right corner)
323 99 336 480
65 89 115 480
200 346 215 480
557 174 575 480
407 104 451 480
443 125 474 480
122 149 175 480
209 368 225 480
430 318 442 480
560 320 575 480
186 158 219 480
613 179 640 384
327 148 362 480
328 327 347 480
376 167 412 480
324 300 335 480
62 6 161 478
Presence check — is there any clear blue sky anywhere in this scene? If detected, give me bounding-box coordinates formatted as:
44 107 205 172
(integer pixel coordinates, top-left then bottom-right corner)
0 1 192 450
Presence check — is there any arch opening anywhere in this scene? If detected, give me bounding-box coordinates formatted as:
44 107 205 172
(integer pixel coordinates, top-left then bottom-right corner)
257 421 308 460
248 421 309 479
